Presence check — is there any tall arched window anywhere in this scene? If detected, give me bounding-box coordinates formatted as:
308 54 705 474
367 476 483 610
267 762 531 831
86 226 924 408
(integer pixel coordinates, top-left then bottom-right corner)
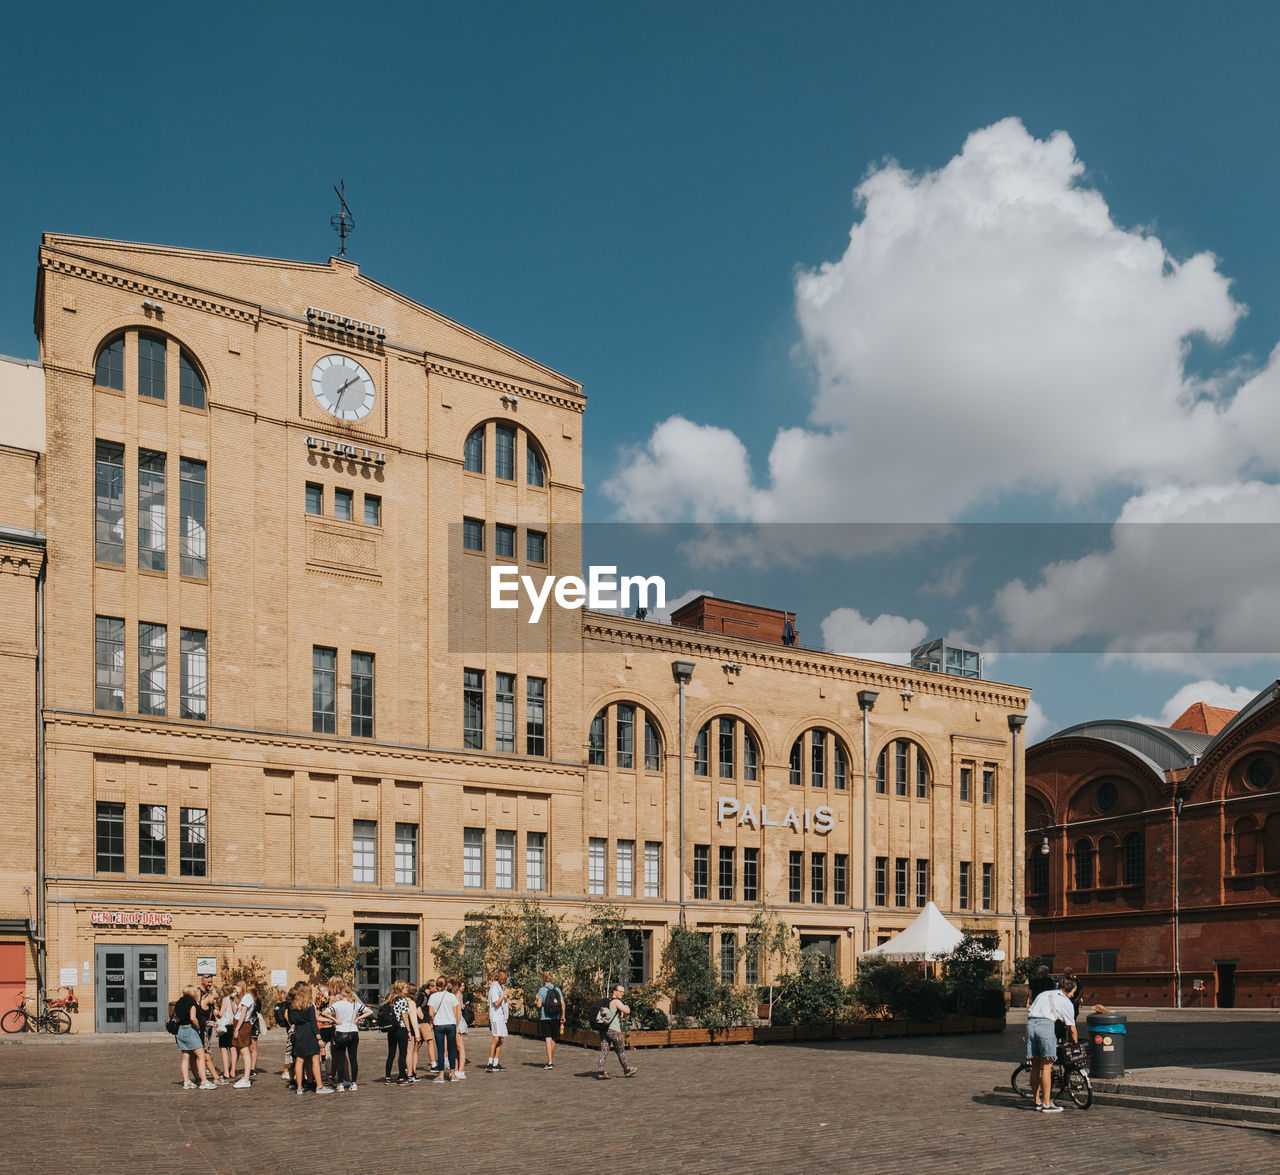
1122 832 1144 885
1072 838 1095 890
589 710 605 766
464 426 484 472
93 331 207 409
95 334 125 389
873 739 929 797
461 420 549 485
527 443 546 487
1233 816 1259 874
699 716 762 781
788 728 851 790
588 702 663 773
694 723 709 776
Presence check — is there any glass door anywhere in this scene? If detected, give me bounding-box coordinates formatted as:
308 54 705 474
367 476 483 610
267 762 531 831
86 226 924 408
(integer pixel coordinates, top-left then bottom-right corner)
353 925 416 1007
94 945 168 1032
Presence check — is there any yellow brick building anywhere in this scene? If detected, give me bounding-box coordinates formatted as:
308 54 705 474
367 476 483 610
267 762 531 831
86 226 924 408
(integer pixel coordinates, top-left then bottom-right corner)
0 236 1031 1030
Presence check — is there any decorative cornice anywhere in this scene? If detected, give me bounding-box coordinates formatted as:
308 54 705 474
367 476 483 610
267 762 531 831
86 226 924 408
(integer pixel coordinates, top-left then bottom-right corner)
425 357 586 413
0 540 45 577
582 618 1031 709
40 254 261 325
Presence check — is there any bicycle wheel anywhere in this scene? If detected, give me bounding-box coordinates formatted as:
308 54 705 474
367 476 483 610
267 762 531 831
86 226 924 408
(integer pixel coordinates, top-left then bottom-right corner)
46 1008 72 1034
1011 1062 1034 1098
1 1009 29 1033
1064 1066 1093 1109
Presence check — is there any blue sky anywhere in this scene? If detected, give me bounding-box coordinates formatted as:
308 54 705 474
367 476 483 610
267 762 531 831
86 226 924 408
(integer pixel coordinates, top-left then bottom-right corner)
5 1 1280 735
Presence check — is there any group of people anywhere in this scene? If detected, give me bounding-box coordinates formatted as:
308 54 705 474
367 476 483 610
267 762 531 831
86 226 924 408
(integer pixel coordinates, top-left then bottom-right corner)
173 968 641 1090
1023 965 1085 1114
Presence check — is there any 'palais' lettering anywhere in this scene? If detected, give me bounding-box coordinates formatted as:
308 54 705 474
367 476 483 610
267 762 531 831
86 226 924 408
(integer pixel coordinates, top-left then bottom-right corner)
716 797 834 834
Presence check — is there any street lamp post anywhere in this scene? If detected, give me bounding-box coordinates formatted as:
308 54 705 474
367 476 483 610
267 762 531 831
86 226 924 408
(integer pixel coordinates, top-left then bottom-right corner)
673 661 696 928
1009 713 1027 967
858 690 879 954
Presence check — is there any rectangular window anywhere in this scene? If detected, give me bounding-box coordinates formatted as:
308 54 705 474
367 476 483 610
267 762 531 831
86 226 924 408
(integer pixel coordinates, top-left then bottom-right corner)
875 856 887 906
718 846 735 901
982 767 994 805
364 494 381 526
916 859 929 907
312 646 336 734
137 449 166 571
693 844 709 900
743 846 759 903
496 829 515 890
463 668 484 749
95 440 125 565
179 353 205 409
351 652 374 737
589 837 606 895
1086 949 1117 974
959 861 971 910
495 424 515 480
353 820 376 884
644 841 662 898
720 933 736 984
526 677 546 756
811 851 826 904
616 839 634 897
138 622 167 716
96 801 124 872
527 529 547 564
627 929 649 986
789 851 803 903
719 718 735 779
526 831 546 892
138 804 166 875
334 487 353 521
616 703 635 768
495 523 515 558
694 725 709 776
895 857 908 907
496 672 515 753
179 459 207 578
833 853 847 905
137 334 166 400
395 823 418 886
812 729 825 788
463 828 484 888
305 482 323 515
95 616 125 711
1028 852 1049 895
959 766 972 803
895 740 908 796
744 944 759 985
982 862 993 911
180 807 207 877
463 517 484 552
180 629 207 720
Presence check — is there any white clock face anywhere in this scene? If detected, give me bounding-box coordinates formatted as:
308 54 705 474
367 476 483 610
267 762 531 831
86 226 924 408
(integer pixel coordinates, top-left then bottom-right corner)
311 354 376 421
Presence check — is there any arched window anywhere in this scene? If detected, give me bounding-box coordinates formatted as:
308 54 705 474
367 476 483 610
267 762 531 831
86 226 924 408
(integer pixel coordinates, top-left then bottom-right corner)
1122 832 1144 885
873 739 929 798
1026 849 1049 895
789 728 851 790
644 716 662 771
1233 816 1258 874
697 715 762 781
589 710 605 766
464 426 484 473
527 443 546 487
1263 812 1280 873
178 352 206 409
790 739 802 786
834 743 848 790
589 702 664 773
138 334 167 400
1072 838 1094 890
95 334 125 389
875 748 886 794
495 424 516 480
694 723 709 776
744 729 760 781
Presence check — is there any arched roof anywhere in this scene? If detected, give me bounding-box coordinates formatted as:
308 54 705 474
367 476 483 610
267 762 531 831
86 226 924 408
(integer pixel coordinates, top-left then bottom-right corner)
1038 719 1211 773
1203 680 1280 754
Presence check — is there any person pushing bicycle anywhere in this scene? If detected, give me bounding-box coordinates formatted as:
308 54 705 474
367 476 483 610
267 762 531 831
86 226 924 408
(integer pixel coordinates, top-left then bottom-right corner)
1025 977 1078 1113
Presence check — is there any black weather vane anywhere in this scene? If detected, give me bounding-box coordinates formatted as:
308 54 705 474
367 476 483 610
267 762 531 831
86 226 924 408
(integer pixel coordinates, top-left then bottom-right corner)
331 181 355 258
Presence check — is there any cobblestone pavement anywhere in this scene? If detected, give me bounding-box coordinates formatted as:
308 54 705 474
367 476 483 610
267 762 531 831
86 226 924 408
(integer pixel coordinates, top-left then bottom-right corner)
3 1010 1279 1174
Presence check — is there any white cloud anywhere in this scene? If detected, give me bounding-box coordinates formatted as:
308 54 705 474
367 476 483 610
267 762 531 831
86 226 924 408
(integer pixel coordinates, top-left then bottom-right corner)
820 607 929 664
1023 699 1054 744
605 117 1255 524
648 586 715 625
1130 679 1260 727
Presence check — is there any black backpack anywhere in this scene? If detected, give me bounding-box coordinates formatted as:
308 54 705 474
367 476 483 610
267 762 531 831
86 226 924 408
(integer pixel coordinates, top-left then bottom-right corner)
376 1000 396 1031
543 985 564 1021
273 1001 289 1028
592 999 612 1032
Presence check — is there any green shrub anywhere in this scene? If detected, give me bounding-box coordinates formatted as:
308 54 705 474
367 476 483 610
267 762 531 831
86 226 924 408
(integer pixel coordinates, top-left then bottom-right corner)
659 926 718 1025
218 956 277 1026
851 955 908 1018
702 984 757 1029
297 929 367 985
772 956 850 1025
622 983 669 1029
942 934 997 1016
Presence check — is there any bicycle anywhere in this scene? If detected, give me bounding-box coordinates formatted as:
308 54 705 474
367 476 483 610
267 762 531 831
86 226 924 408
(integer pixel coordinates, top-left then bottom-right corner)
1011 1039 1093 1109
1 992 73 1034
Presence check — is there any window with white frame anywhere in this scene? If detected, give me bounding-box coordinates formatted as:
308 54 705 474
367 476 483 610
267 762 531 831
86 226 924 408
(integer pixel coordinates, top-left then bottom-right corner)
496 829 515 890
463 828 484 888
353 820 377 884
526 831 546 892
588 837 606 895
644 841 661 898
616 839 634 897
395 823 418 886
496 673 515 753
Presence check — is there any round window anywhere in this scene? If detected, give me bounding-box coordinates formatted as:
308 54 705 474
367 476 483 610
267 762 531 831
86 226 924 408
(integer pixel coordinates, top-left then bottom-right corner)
1097 781 1119 813
1246 758 1274 789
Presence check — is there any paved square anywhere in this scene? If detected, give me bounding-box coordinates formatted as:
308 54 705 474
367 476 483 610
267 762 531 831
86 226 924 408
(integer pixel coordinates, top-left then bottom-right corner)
3 1011 1278 1173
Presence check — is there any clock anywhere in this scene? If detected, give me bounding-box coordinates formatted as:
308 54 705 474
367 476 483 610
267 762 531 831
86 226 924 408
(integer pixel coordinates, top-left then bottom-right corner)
311 354 376 421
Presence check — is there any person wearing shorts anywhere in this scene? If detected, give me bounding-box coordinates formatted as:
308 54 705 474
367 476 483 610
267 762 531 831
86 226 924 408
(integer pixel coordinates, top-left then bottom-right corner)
1025 978 1077 1113
174 984 215 1089
485 970 508 1072
535 970 565 1069
231 983 258 1087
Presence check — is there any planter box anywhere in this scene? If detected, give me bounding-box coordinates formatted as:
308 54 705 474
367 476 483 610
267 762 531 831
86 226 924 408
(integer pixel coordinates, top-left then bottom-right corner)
710 1026 753 1044
940 1018 976 1034
668 1027 714 1046
908 1020 944 1036
834 1022 872 1040
752 1025 796 1044
472 1009 490 1028
507 1016 537 1037
869 1020 906 1038
792 1025 835 1042
756 1004 773 1020
975 1017 1006 1033
562 1027 599 1048
624 1029 670 1049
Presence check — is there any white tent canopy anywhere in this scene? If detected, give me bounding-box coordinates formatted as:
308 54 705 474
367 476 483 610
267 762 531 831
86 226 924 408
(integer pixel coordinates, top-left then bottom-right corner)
860 901 965 962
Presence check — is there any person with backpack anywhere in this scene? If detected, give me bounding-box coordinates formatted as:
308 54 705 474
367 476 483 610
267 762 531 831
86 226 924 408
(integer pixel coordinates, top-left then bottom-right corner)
535 970 566 1070
382 980 413 1084
324 977 371 1091
485 970 509 1072
596 984 638 1080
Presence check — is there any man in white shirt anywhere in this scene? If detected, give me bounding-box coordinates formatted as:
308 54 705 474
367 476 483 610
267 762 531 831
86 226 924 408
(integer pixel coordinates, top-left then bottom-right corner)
1025 978 1078 1113
485 970 508 1072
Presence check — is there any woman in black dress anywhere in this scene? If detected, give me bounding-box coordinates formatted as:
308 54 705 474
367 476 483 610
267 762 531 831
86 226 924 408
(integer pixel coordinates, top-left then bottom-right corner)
289 984 329 1095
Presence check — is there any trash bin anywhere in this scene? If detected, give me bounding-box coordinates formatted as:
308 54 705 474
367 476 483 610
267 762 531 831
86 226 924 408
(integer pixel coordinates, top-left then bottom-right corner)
1085 1011 1127 1078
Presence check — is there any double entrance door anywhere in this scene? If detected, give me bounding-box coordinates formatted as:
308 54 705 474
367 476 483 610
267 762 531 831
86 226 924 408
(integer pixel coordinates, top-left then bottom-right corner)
95 944 168 1032
354 925 417 1008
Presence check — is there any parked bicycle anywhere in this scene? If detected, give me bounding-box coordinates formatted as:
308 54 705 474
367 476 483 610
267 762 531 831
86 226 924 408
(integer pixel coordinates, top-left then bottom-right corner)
1011 1039 1093 1109
1 991 73 1034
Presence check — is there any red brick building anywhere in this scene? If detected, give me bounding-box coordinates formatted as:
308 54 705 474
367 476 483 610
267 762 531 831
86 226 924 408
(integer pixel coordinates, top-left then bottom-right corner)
1026 683 1280 1008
